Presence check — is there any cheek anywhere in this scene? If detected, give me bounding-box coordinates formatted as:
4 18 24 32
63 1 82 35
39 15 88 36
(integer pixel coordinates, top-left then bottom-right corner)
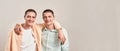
50 18 54 21
33 18 36 21
24 17 29 21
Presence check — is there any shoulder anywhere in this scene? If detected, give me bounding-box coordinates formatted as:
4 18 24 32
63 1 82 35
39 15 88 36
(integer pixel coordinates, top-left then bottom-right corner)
62 28 67 32
36 23 45 28
33 23 45 30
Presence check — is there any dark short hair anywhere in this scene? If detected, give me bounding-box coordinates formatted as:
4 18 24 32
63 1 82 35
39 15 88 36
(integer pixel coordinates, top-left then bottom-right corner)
42 9 54 17
24 9 37 17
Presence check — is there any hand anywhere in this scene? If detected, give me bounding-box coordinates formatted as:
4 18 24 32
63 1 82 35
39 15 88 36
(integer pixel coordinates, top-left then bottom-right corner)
58 29 66 45
14 24 21 35
53 21 62 30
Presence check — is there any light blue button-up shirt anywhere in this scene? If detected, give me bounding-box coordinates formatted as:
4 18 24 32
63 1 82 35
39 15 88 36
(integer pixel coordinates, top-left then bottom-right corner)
41 27 69 51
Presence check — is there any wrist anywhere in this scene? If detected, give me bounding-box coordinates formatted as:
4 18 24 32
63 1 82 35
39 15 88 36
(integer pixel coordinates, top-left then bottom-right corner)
57 28 62 31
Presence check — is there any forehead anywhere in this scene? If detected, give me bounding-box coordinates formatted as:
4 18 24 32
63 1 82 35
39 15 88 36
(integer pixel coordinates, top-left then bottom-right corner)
43 12 53 16
26 12 36 16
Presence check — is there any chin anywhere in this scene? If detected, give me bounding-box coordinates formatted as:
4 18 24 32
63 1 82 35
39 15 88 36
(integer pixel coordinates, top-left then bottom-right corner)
47 23 53 25
28 23 33 26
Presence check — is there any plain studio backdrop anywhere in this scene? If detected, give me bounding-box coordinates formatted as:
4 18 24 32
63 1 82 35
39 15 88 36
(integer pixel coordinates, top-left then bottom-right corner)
0 0 120 51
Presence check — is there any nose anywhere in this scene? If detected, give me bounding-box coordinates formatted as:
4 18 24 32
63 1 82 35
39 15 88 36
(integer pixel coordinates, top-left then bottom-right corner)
29 17 33 21
46 17 50 20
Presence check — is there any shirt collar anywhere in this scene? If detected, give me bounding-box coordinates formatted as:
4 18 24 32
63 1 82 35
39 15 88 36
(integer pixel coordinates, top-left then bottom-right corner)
43 27 57 32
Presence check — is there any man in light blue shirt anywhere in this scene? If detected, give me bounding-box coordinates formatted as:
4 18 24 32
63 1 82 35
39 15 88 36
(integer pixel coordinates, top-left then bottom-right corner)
41 9 69 51
42 27 69 51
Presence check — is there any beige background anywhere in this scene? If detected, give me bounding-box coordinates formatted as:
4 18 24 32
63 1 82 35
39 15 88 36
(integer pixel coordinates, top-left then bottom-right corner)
0 0 120 51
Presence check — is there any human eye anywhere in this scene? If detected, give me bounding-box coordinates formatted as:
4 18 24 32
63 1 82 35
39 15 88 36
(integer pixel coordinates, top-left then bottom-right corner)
48 16 51 18
43 16 47 19
27 15 31 18
32 16 36 18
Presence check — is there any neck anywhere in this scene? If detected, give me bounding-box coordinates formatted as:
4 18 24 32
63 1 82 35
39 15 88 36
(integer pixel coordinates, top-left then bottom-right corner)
45 24 55 30
22 23 31 30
